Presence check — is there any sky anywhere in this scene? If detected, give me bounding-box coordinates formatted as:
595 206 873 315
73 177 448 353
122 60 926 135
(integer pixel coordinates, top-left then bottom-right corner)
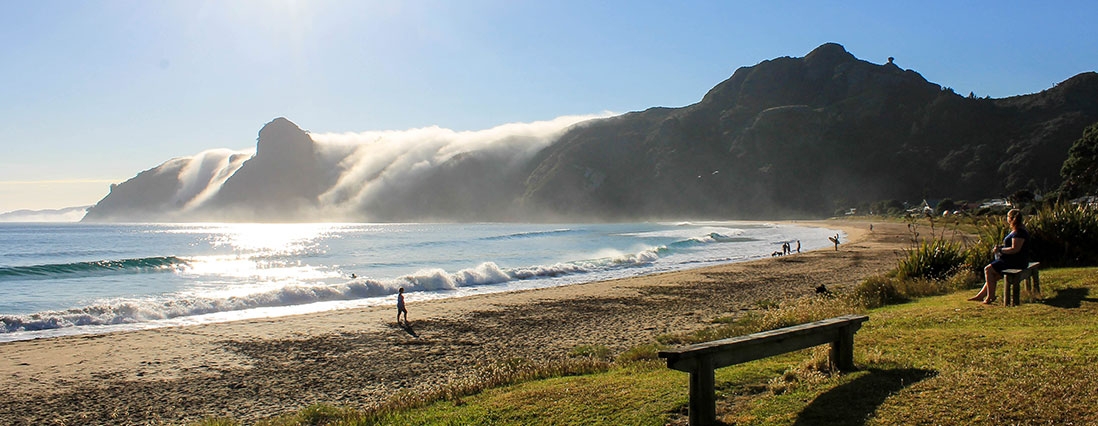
2 0 1096 213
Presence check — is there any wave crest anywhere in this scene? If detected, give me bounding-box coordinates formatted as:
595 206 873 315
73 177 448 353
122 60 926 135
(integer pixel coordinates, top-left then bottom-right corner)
0 256 188 280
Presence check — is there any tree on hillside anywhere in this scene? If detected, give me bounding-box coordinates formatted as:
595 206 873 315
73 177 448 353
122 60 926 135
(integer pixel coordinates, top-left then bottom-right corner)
1009 190 1036 209
1060 122 1098 198
936 198 956 215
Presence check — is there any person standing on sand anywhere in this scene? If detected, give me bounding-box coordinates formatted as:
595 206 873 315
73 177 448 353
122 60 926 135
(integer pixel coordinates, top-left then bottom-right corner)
397 287 408 324
968 209 1029 304
796 240 801 253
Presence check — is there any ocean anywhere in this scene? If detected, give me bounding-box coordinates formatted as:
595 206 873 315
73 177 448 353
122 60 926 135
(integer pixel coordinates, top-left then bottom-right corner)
0 221 841 342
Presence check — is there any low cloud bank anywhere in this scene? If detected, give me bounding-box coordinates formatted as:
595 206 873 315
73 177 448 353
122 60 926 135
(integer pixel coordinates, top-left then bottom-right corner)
84 114 612 222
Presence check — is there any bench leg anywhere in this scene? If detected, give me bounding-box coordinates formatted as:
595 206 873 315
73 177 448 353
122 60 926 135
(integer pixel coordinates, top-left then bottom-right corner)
1013 275 1021 306
1004 275 1022 306
1031 271 1041 299
688 357 716 426
829 329 857 372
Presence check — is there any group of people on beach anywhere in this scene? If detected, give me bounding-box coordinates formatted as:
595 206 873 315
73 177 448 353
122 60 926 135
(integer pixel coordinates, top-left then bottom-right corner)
771 240 801 256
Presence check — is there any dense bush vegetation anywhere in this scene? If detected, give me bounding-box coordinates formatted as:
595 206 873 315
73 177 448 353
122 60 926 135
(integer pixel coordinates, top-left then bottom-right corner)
1059 122 1098 198
1027 203 1098 267
850 203 1098 309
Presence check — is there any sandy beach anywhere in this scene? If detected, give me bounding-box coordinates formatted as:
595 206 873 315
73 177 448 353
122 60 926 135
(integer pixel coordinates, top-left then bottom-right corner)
0 220 911 425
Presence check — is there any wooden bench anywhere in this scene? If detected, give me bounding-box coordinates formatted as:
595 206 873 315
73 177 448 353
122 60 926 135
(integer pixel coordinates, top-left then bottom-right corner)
657 314 869 425
1002 261 1040 306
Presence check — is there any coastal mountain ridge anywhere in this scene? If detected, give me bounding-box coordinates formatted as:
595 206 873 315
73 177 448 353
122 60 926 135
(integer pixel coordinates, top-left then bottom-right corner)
83 43 1098 222
520 43 1098 219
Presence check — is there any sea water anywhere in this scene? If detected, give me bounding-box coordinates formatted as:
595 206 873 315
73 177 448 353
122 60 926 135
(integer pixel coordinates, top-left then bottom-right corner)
0 221 841 342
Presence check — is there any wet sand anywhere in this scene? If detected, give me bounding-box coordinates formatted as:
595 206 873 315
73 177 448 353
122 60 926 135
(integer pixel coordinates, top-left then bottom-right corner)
0 220 910 425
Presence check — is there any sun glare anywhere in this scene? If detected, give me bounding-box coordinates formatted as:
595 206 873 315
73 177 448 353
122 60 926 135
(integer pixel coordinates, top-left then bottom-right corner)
206 223 339 255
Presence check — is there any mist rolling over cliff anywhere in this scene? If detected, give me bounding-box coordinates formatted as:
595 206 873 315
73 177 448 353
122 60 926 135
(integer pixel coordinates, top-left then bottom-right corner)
84 43 1098 223
83 115 607 222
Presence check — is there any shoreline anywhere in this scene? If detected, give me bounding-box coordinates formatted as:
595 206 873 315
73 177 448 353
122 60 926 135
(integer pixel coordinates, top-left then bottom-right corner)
0 219 904 425
0 220 840 344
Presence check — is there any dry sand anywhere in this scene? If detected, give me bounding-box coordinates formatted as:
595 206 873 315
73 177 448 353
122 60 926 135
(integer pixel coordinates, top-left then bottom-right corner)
0 220 912 425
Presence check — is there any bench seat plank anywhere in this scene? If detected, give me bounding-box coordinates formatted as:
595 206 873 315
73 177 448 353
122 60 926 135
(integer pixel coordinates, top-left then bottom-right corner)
658 314 869 425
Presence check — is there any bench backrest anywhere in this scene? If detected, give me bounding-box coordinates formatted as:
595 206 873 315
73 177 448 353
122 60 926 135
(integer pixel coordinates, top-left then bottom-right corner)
658 314 869 372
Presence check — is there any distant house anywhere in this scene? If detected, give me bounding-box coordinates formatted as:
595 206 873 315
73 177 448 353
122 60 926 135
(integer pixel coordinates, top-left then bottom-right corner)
980 199 1011 209
921 199 938 215
1072 196 1098 207
907 199 937 216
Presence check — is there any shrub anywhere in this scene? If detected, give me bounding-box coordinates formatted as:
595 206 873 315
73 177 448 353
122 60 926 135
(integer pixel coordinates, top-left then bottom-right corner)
1027 203 1098 266
896 239 966 281
852 275 906 308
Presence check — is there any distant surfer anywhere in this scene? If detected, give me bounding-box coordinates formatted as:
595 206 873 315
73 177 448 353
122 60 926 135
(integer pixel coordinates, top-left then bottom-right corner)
397 287 408 324
829 234 840 251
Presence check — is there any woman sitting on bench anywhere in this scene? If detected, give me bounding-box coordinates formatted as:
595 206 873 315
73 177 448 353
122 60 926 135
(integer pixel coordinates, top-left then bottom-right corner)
969 208 1029 304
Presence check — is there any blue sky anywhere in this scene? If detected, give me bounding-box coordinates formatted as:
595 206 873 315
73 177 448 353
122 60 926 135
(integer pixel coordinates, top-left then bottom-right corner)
2 0 1096 213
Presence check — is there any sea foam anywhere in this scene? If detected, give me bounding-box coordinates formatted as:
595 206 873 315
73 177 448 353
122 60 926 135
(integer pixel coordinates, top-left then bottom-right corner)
0 222 842 340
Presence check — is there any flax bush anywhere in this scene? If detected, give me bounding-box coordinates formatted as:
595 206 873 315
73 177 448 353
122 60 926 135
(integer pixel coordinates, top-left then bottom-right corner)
896 239 966 281
1027 203 1098 266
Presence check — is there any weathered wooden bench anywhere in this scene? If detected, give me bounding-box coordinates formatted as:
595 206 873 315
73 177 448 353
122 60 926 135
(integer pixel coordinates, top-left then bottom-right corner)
657 314 869 425
1002 261 1040 306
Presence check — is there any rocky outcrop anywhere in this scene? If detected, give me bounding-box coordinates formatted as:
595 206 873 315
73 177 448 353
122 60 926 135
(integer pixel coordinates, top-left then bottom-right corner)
83 118 323 222
201 117 331 221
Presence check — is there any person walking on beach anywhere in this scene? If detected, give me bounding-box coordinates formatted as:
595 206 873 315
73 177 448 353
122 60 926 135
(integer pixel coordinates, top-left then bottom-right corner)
968 209 1029 304
829 233 840 251
396 287 408 324
796 240 801 253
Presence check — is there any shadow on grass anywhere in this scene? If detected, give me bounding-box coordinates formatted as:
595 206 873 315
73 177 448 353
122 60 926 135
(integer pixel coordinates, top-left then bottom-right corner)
1042 287 1098 309
793 368 936 426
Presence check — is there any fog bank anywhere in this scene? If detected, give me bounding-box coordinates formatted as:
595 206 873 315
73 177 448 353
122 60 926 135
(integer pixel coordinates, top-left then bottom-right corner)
84 114 612 222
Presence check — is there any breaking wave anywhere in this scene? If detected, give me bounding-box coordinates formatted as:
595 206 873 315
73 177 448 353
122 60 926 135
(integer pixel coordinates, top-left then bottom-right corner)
0 256 188 280
1 231 744 334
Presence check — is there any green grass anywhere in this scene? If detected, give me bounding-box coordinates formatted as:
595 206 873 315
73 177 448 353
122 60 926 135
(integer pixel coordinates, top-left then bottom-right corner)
196 267 1098 425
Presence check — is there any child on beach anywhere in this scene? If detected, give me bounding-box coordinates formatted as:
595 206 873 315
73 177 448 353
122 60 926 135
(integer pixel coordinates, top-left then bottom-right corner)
397 287 408 324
